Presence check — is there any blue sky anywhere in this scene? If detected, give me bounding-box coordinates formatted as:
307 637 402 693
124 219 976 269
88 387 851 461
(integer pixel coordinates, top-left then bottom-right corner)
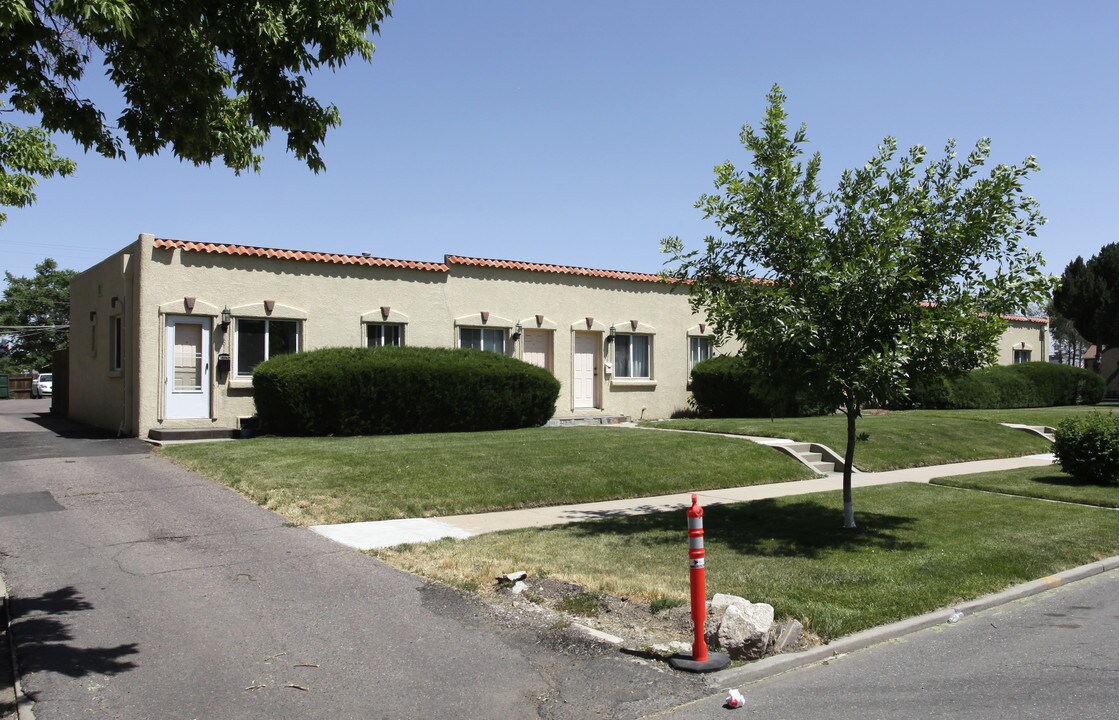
2 1 1115 288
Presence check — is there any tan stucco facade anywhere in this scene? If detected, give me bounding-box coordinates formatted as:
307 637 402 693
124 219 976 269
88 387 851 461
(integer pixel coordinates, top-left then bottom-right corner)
67 234 1053 438
69 235 717 437
997 318 1049 366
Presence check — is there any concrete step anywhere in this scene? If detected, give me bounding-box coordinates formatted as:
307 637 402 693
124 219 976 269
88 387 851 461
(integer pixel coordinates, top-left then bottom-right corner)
812 462 839 474
148 428 240 442
801 452 823 464
785 442 812 453
546 415 630 427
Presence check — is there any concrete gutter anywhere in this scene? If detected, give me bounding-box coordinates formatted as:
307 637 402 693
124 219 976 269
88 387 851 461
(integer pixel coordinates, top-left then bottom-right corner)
701 555 1119 688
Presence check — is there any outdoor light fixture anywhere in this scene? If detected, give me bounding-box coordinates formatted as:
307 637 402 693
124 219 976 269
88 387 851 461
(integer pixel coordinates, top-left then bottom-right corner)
607 323 617 342
513 322 523 339
221 306 232 327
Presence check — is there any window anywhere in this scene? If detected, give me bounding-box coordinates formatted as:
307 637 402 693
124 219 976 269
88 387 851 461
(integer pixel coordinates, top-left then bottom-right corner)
615 334 650 379
367 323 404 347
459 327 506 354
236 319 300 376
689 336 712 370
110 316 123 371
1014 349 1031 364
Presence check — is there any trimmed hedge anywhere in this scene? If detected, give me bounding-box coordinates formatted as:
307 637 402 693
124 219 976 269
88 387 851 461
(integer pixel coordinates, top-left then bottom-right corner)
252 346 560 436
1054 413 1119 485
909 362 1106 409
689 355 820 417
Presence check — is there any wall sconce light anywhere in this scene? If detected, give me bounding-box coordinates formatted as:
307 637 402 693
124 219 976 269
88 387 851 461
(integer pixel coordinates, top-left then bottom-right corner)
512 322 523 339
607 324 617 342
221 306 232 327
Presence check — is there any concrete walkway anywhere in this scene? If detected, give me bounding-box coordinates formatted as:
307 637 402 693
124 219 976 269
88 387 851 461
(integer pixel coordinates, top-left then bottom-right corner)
311 452 1057 551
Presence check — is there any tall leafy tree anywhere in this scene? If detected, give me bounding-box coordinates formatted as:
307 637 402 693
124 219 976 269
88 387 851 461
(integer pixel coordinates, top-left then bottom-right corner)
1053 243 1119 380
0 257 75 371
1 0 393 224
663 86 1051 528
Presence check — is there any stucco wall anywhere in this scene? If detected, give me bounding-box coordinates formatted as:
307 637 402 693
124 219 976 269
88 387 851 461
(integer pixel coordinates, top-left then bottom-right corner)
444 265 710 419
68 243 139 434
998 319 1049 365
68 234 1059 437
135 234 454 434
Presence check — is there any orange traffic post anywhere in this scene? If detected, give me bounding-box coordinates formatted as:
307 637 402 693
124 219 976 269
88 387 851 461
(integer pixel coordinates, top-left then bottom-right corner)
668 494 730 673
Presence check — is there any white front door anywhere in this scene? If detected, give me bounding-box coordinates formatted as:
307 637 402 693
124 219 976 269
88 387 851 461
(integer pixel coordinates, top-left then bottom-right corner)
523 329 553 371
573 332 599 409
165 315 210 419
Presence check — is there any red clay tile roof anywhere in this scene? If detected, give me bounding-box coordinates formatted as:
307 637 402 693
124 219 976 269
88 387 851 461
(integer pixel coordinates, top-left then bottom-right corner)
153 238 449 273
1000 314 1049 324
445 255 667 283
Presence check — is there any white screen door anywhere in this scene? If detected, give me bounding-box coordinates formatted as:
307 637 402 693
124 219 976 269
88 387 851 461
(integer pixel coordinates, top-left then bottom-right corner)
573 332 598 409
165 316 210 419
523 329 552 371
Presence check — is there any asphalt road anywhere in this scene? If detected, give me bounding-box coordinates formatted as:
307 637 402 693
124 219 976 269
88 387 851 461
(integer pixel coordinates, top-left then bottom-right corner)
655 567 1119 720
0 400 707 719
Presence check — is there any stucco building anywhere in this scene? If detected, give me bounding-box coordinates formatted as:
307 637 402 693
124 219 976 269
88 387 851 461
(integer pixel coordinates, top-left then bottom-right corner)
67 233 1050 439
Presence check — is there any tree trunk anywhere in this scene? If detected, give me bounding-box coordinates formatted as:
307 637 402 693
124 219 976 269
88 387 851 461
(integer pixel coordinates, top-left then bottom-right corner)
842 399 858 529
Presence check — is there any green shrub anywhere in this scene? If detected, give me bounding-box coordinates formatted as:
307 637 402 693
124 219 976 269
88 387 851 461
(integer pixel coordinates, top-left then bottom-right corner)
252 346 560 436
689 355 822 417
1054 413 1119 485
908 363 1106 409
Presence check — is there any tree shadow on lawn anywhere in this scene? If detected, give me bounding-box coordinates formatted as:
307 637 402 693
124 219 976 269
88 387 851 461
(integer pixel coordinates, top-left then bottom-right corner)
1025 473 1117 489
565 499 923 559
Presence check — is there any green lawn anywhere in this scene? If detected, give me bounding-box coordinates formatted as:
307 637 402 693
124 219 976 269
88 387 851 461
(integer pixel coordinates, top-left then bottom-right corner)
376 483 1119 640
914 405 1118 427
160 426 813 526
641 412 1050 471
932 466 1119 508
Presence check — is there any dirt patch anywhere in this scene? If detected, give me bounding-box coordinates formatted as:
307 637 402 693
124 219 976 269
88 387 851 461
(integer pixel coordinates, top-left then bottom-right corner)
486 574 820 658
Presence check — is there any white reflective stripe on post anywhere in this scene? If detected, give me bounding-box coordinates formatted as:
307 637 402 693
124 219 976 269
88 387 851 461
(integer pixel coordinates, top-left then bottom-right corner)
688 517 703 530
690 558 705 568
689 536 704 550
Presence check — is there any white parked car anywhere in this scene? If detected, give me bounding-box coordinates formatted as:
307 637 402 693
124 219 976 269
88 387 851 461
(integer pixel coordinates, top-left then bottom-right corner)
31 373 53 399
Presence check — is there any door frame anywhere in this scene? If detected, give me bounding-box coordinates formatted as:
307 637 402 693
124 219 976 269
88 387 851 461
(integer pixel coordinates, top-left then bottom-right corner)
163 314 212 419
572 331 601 410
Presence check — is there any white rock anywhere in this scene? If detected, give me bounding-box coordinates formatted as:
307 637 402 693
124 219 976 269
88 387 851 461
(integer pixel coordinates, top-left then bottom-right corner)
510 580 528 594
717 603 775 660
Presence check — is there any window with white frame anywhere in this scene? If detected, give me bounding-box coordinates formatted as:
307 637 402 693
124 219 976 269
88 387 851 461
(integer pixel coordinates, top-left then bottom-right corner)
459 327 506 354
236 318 301 376
110 315 123 371
615 334 651 379
1013 349 1031 364
689 336 712 370
366 323 404 347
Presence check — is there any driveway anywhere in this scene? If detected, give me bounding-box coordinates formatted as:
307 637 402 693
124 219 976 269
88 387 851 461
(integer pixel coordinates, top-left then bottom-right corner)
0 401 706 719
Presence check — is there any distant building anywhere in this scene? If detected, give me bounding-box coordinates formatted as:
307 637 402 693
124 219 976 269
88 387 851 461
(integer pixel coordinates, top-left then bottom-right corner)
1081 345 1119 398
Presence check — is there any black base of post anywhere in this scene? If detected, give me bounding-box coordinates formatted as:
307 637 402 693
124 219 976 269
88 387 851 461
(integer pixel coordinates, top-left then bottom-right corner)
667 651 731 673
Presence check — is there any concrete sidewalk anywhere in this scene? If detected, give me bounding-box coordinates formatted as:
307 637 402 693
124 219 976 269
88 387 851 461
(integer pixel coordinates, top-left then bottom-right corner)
311 452 1057 551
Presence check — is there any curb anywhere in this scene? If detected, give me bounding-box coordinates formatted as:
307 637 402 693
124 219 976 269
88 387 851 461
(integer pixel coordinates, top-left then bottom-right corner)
701 555 1119 688
0 575 34 720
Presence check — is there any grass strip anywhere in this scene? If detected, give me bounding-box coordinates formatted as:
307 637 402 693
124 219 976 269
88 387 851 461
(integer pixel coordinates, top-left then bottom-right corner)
913 405 1118 427
642 412 1050 471
931 466 1119 508
160 426 813 526
375 483 1119 640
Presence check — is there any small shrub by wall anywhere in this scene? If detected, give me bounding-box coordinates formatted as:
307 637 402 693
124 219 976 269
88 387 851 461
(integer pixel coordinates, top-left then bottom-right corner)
908 362 1106 409
689 355 820 417
252 346 560 436
1054 413 1119 485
